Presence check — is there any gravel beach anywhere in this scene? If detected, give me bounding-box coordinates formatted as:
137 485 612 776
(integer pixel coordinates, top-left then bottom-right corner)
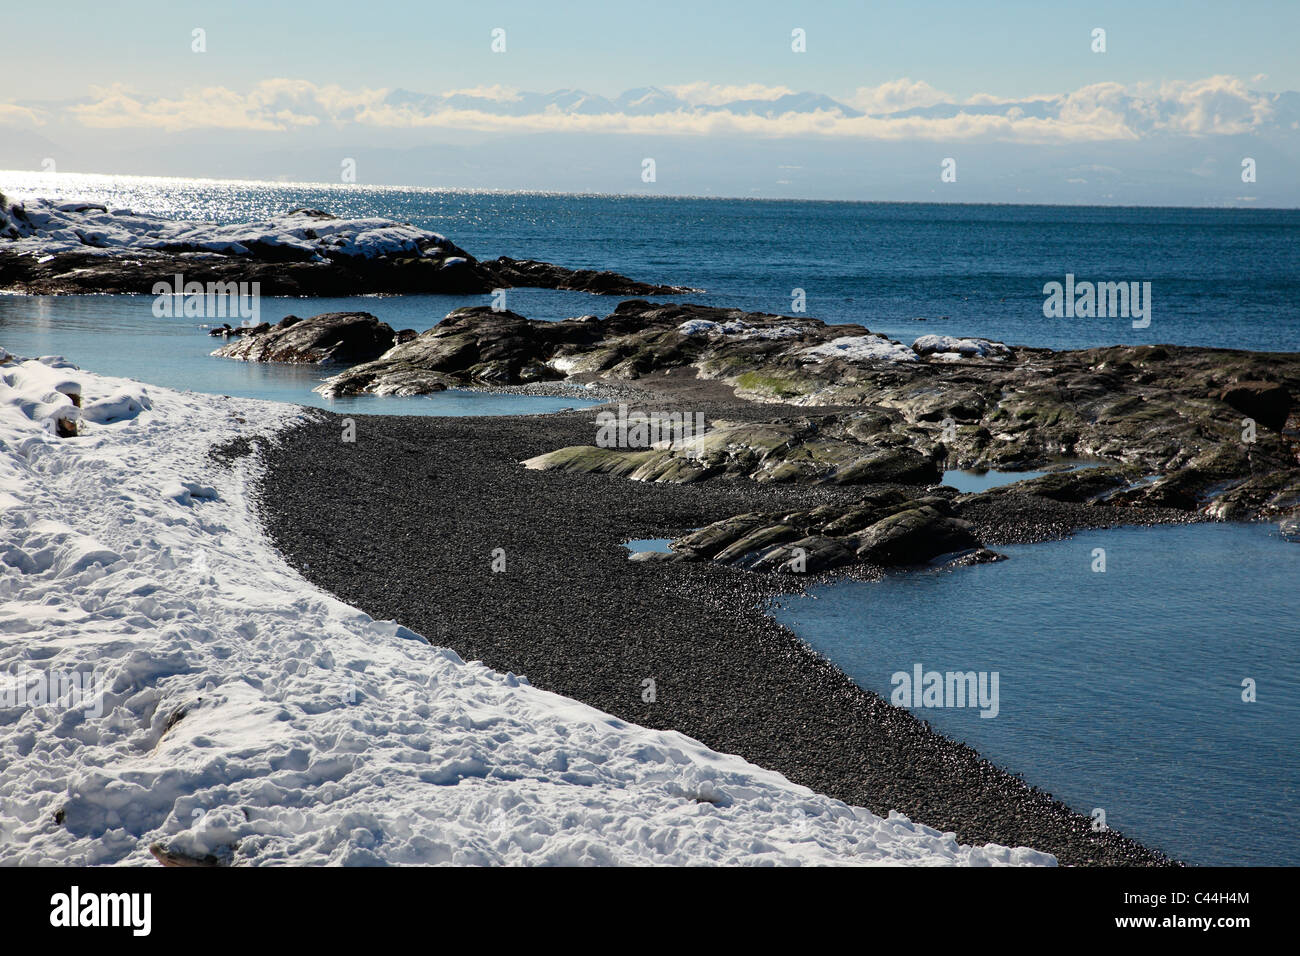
252 399 1181 866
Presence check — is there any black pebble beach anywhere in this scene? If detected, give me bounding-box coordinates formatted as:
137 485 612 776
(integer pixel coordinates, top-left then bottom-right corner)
252 402 1177 866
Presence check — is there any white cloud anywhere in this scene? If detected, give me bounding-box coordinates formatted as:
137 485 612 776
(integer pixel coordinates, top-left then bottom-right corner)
440 85 521 102
1153 75 1274 134
964 91 1057 106
666 82 794 105
0 103 45 127
68 81 382 131
19 75 1284 144
849 78 949 114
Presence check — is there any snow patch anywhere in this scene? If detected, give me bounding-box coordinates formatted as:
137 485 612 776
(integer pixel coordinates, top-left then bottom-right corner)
800 335 918 363
678 319 803 340
912 335 1012 361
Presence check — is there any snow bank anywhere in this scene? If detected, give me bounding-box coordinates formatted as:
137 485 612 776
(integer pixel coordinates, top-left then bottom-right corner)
912 335 1012 361
0 195 451 262
800 335 919 363
0 356 1054 867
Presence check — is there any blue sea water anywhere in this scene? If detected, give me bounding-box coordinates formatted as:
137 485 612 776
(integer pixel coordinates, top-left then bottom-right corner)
1 172 1299 359
3 174 1297 863
771 523 1300 867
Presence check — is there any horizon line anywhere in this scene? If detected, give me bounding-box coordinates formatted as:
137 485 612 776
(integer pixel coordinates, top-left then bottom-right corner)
1 169 1295 213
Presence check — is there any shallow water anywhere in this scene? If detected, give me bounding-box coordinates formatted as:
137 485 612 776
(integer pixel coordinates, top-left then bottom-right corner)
771 522 1300 866
622 538 675 554
940 463 1100 493
941 468 1054 493
0 294 598 416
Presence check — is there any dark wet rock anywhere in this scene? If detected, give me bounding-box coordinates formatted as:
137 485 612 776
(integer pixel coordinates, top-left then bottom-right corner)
852 505 980 565
212 312 398 364
1213 380 1291 431
667 491 982 572
1 246 686 297
942 547 1009 568
320 308 572 396
970 467 1134 504
524 415 942 488
208 322 267 338
749 535 857 573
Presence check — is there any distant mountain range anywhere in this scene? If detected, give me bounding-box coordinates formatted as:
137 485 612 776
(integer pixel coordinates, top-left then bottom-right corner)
384 87 869 119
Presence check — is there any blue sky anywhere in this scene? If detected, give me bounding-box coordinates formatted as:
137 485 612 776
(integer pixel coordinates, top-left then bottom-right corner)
7 0 1298 102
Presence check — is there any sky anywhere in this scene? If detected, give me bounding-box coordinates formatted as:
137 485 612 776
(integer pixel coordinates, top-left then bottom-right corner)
2 1 1298 203
6 0 1299 103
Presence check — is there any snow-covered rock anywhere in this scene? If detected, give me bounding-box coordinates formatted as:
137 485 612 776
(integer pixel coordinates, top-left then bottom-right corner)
912 335 1013 361
0 196 449 263
800 335 919 363
0 356 1054 867
678 319 804 340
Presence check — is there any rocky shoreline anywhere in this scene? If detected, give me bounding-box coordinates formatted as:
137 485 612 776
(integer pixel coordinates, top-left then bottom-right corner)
227 300 1299 570
251 402 1184 865
0 194 693 296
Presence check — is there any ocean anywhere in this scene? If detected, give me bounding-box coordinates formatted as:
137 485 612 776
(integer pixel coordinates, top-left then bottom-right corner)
2 171 1297 864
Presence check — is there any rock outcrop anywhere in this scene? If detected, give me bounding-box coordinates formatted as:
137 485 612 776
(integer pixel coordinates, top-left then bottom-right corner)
663 490 985 573
0 196 693 296
211 312 401 364
317 300 901 397
471 300 1298 561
